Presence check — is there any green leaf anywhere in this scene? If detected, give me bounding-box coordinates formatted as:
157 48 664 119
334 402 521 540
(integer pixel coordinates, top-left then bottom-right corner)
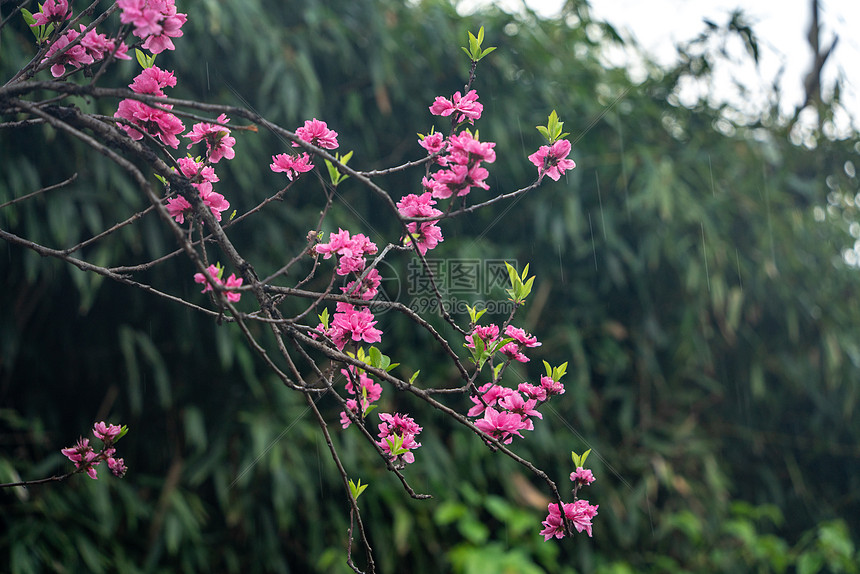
368 346 383 367
324 150 353 186
492 363 503 380
408 370 420 385
317 308 330 330
348 478 369 501
134 48 156 69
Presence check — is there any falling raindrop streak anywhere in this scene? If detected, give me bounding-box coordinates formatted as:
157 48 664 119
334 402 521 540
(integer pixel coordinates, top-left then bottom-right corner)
588 212 598 270
701 221 711 292
763 163 777 271
516 113 525 157
709 155 716 197
596 171 607 240
736 248 743 291
616 108 631 221
557 243 565 284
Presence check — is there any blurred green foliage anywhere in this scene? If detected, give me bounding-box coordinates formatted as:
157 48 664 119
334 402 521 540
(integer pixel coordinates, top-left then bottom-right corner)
2 0 860 572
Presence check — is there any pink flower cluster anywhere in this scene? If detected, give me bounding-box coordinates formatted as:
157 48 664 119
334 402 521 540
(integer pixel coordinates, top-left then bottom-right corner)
376 413 422 465
421 129 496 200
270 152 313 181
341 267 381 301
464 324 570 445
528 139 576 182
114 66 185 148
294 118 339 150
186 114 236 163
41 24 131 78
396 192 443 256
30 0 70 27
60 421 127 480
540 499 599 540
317 303 382 351
339 366 383 428
117 0 187 54
270 118 338 180
540 466 598 539
466 323 542 363
391 90 496 257
315 228 378 276
194 264 243 302
167 157 229 224
468 378 557 444
429 89 483 125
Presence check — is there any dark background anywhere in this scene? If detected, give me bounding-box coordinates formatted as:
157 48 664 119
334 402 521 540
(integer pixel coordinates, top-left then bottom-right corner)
2 0 858 572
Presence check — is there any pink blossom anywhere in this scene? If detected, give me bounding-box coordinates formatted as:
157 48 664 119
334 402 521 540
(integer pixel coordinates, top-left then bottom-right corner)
339 408 354 429
200 188 230 221
166 160 228 224
342 268 381 301
540 500 599 540
343 368 383 405
194 264 242 302
528 139 576 181
396 192 441 219
329 305 382 350
465 324 500 349
128 66 177 96
430 165 468 199
518 382 548 402
429 90 483 124
223 273 243 302
107 456 128 478
115 67 184 148
315 229 378 276
186 114 236 163
421 176 448 197
498 391 543 427
338 366 384 427
448 130 496 164
294 118 339 149
505 325 541 348
177 157 219 184
142 3 186 54
500 342 530 363
115 98 185 147
499 325 541 363
61 437 100 479
377 413 422 465
466 382 513 417
74 26 131 63
118 0 164 38
166 195 192 224
418 132 447 158
570 467 596 487
540 375 565 397
118 0 187 54
404 221 443 256
93 422 122 442
474 407 527 444
270 152 314 180
42 29 93 78
31 0 70 27
315 229 374 259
